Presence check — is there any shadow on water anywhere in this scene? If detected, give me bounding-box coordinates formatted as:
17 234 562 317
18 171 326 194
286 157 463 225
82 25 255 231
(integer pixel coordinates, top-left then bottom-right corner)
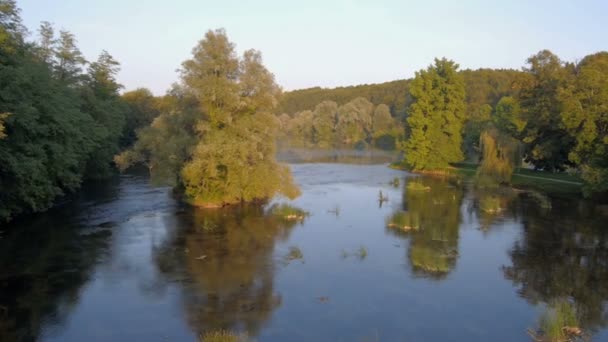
153 203 305 338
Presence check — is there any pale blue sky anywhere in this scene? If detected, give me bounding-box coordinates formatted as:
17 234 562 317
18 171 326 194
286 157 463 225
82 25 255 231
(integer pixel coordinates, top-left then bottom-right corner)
19 0 607 94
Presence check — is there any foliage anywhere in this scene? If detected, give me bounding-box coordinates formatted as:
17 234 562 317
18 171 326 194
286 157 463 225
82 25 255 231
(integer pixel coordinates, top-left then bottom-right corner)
477 127 521 185
280 98 401 150
402 58 467 170
520 50 574 172
200 330 243 342
120 29 299 207
0 1 155 222
268 203 308 221
537 301 580 342
558 52 608 195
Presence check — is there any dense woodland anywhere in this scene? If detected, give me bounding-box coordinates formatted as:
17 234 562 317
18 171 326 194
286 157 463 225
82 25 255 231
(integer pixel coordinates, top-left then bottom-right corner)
1 0 608 223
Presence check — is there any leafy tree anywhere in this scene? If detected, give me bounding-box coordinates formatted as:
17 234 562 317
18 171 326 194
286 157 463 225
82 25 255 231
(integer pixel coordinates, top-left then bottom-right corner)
312 100 338 148
559 52 608 194
80 51 127 178
120 29 299 206
55 30 86 83
336 97 373 145
36 21 55 65
121 87 161 146
402 58 466 170
494 96 525 137
520 50 574 171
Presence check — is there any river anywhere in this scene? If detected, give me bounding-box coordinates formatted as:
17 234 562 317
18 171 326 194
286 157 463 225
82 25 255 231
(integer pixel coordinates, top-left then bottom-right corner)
1 150 607 341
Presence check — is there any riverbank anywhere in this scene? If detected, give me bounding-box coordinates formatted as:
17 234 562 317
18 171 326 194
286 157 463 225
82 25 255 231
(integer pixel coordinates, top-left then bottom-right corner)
390 162 583 195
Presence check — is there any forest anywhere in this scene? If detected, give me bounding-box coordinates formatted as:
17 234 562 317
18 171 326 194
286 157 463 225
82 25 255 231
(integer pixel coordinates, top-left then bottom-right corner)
1 0 608 223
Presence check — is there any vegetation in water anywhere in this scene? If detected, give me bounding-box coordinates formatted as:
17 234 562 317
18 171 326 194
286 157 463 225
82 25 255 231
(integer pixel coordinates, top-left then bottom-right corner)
479 196 503 214
269 203 309 221
284 246 304 263
200 330 244 342
528 301 583 342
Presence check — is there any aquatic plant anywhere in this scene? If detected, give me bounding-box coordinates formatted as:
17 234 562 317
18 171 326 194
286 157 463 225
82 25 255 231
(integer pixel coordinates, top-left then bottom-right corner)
389 177 400 187
200 330 244 342
357 246 368 259
386 211 420 232
284 246 304 263
528 301 583 342
269 203 309 221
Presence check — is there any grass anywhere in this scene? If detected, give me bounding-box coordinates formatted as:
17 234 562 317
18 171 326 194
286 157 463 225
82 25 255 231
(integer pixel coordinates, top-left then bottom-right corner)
200 330 243 342
450 162 582 195
341 246 368 260
269 203 309 221
529 301 583 342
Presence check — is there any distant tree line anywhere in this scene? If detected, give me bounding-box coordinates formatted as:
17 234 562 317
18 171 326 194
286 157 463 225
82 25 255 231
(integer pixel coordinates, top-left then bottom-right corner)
277 98 402 150
0 0 159 221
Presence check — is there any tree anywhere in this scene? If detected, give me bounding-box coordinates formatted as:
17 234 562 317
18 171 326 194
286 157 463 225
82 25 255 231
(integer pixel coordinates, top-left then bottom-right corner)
336 97 373 146
81 50 127 178
402 58 466 170
37 21 55 65
520 50 574 171
120 29 299 207
559 52 608 194
312 100 338 148
121 88 161 146
55 30 86 83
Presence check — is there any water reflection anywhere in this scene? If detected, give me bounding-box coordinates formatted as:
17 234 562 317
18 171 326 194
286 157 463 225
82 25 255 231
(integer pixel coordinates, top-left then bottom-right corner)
503 199 608 334
387 177 464 279
0 216 111 341
155 204 304 338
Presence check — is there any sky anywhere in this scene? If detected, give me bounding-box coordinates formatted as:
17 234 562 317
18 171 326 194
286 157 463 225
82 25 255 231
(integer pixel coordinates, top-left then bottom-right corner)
19 0 608 95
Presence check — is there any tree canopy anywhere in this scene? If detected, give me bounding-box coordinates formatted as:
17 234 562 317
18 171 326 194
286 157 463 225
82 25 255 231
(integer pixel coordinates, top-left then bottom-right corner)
402 58 466 170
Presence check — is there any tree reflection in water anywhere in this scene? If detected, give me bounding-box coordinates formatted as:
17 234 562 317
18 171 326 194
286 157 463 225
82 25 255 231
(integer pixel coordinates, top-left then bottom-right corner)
387 177 464 279
503 199 608 334
155 203 304 338
0 216 111 341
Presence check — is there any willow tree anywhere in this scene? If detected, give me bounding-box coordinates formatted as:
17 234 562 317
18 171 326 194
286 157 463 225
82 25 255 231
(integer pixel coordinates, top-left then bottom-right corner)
179 29 299 206
402 58 466 170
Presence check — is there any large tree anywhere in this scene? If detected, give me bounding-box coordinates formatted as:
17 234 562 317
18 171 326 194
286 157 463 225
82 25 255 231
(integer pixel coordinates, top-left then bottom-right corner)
559 52 608 194
520 50 574 171
402 58 466 170
118 29 299 206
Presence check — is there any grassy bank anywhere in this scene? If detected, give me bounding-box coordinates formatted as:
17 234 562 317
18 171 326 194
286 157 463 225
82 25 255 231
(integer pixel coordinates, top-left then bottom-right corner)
392 162 583 195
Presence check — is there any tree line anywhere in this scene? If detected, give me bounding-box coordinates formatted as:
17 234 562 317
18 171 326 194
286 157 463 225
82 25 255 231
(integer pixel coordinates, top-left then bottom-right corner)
277 98 402 150
401 51 608 197
0 0 158 221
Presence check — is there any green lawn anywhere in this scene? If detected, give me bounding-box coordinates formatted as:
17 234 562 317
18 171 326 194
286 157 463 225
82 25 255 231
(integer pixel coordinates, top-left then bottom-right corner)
450 162 582 195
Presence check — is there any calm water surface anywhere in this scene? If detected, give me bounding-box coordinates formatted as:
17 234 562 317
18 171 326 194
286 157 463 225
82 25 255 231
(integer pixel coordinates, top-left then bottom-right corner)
1 153 607 341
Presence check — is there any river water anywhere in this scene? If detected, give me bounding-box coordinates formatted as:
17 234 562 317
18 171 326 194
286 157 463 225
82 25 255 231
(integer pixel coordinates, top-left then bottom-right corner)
1 151 607 341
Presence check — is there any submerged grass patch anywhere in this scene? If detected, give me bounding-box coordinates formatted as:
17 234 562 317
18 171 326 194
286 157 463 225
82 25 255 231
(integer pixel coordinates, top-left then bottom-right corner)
269 203 309 221
480 196 502 213
528 301 583 342
200 330 244 342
